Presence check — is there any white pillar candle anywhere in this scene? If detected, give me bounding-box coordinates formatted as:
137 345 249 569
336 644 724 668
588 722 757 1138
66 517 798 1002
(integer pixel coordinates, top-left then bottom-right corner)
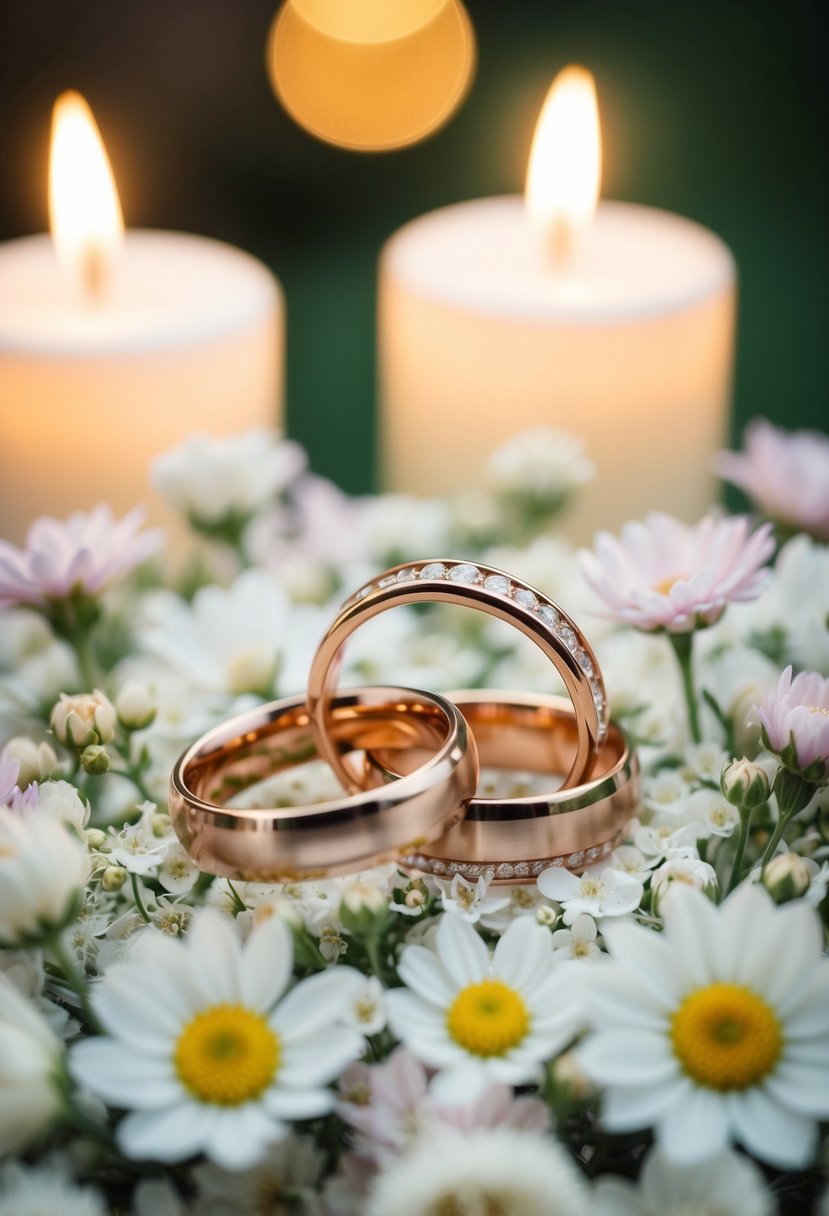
379 68 735 540
0 94 283 543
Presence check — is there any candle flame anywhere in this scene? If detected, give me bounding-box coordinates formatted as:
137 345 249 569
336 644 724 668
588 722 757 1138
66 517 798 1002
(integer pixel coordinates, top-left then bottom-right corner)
49 91 124 301
525 66 601 267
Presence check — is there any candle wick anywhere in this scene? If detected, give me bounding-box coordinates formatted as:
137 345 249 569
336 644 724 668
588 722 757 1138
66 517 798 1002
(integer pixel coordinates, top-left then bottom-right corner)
80 241 109 304
546 216 576 271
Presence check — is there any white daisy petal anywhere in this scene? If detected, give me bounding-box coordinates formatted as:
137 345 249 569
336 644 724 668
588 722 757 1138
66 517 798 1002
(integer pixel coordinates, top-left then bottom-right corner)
277 1026 364 1087
272 967 364 1039
436 915 489 985
397 944 457 1005
765 1063 829 1117
491 917 553 993
70 1039 179 1109
729 1086 818 1169
186 911 243 1005
118 1101 216 1162
601 1078 690 1131
263 1086 335 1120
239 915 293 1010
201 1104 283 1170
657 1088 729 1163
578 1032 677 1086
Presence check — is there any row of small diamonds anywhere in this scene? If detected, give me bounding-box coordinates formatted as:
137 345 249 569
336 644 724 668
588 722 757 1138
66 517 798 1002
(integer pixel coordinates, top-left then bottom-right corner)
400 836 616 881
347 562 608 738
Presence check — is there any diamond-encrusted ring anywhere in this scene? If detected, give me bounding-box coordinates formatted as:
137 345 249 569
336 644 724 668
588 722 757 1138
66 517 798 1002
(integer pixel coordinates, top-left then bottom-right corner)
306 559 609 796
366 691 639 885
169 687 478 881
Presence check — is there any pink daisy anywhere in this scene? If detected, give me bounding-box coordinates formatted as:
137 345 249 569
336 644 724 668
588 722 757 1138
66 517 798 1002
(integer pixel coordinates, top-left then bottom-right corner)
0 505 162 611
581 512 775 633
715 419 829 540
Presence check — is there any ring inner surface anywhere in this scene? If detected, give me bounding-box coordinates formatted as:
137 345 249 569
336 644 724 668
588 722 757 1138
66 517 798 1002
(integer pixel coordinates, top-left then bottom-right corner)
368 698 625 820
185 700 450 809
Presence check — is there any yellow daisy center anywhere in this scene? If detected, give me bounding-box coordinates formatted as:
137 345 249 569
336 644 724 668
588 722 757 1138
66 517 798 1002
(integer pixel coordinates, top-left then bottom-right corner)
175 1004 280 1105
671 983 782 1090
447 979 529 1057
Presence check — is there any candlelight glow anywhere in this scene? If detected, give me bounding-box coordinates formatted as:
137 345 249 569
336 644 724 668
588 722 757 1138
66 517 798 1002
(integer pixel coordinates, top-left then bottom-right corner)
292 0 446 42
267 0 475 151
525 66 601 265
49 91 124 299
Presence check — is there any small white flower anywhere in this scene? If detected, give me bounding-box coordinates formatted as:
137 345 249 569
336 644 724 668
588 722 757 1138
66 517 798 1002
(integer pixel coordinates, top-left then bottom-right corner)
0 975 64 1155
365 1125 589 1216
35 779 89 832
151 428 306 526
343 976 388 1036
434 872 511 924
682 740 729 782
651 857 718 912
108 812 169 877
157 843 200 895
538 865 643 926
578 884 829 1168
683 786 740 838
608 845 657 883
70 909 366 1169
479 884 548 932
0 1159 107 1216
594 1145 774 1216
642 769 690 816
358 494 452 565
0 809 89 946
486 427 594 504
551 914 602 962
630 817 700 864
388 915 577 1090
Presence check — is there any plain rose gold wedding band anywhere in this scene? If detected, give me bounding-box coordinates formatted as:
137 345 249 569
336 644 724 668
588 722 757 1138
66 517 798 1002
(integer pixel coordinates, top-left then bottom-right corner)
364 691 639 884
306 559 609 794
169 686 478 881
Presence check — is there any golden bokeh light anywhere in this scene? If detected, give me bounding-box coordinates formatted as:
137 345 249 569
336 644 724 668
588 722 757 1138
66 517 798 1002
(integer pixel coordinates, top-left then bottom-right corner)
266 0 475 152
49 91 124 299
291 0 447 43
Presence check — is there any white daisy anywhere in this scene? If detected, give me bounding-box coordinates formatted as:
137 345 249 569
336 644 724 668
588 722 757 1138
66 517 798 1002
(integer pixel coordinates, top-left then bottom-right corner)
364 1125 589 1216
70 909 365 1169
387 915 577 1089
577 884 829 1168
537 865 643 925
593 1145 774 1216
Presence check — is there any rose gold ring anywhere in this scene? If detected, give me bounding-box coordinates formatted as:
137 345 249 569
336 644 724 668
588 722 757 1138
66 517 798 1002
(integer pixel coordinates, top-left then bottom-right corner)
169 686 478 881
307 559 608 794
363 691 638 884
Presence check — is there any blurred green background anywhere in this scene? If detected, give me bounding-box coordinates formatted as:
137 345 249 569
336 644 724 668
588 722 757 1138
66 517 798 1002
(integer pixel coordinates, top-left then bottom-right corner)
1 0 826 494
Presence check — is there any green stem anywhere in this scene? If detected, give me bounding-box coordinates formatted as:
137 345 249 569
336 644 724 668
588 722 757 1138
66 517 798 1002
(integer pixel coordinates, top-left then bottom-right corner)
130 873 152 924
110 765 156 804
47 933 102 1033
72 626 99 691
758 770 819 871
669 631 701 743
727 804 755 893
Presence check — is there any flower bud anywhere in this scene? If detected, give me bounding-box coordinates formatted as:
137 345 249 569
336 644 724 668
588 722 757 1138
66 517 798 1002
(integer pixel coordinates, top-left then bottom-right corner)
150 813 172 838
115 680 156 730
536 905 558 927
552 1050 597 1101
85 828 108 850
2 738 59 788
762 852 811 904
721 757 770 810
80 745 111 776
101 865 128 892
51 690 117 748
